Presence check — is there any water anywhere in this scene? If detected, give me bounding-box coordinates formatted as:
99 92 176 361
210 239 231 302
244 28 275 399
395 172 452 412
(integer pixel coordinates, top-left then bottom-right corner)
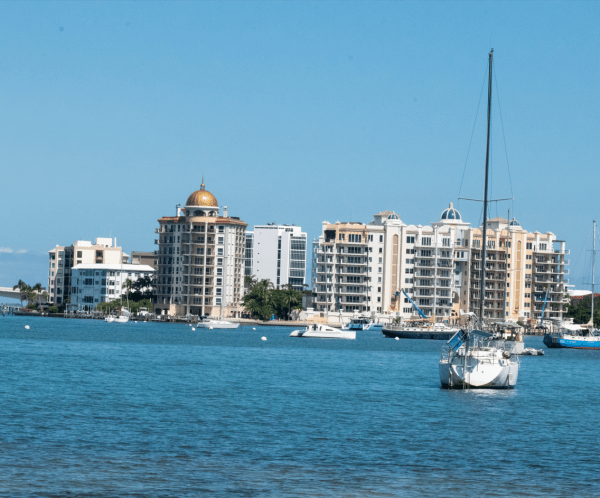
0 316 598 497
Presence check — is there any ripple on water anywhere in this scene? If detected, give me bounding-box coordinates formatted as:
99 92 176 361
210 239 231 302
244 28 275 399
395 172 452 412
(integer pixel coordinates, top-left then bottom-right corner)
0 316 598 496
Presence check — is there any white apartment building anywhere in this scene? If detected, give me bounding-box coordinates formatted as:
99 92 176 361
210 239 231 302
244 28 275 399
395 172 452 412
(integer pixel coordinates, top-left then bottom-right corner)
154 180 247 318
312 205 569 323
70 263 155 311
48 238 127 306
245 224 307 291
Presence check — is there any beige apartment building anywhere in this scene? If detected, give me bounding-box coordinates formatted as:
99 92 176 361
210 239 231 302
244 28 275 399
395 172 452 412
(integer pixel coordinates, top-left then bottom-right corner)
154 180 247 318
312 204 569 324
48 238 127 305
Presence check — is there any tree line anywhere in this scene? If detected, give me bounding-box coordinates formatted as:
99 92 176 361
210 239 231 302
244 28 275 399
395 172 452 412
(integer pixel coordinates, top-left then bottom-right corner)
243 276 307 321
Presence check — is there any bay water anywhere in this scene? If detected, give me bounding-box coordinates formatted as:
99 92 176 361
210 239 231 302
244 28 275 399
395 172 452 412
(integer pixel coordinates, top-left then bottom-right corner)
0 315 598 497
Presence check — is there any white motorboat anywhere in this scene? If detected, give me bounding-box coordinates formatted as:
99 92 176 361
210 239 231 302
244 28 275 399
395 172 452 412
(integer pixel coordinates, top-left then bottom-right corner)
290 323 356 340
196 316 240 330
344 316 374 331
105 315 115 323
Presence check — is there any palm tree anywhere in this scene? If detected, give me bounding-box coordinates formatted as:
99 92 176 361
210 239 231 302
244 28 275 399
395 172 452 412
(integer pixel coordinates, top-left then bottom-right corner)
244 275 259 292
13 280 31 307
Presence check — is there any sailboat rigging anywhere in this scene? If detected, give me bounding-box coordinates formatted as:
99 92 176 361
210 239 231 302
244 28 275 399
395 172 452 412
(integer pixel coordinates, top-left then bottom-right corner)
439 49 520 389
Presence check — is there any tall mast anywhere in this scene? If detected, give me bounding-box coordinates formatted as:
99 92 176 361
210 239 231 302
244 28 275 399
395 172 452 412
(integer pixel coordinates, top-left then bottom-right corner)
479 48 493 328
592 220 596 327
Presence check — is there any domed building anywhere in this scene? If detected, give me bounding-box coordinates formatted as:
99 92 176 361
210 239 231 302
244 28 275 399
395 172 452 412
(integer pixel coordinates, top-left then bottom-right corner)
184 180 220 217
154 179 247 318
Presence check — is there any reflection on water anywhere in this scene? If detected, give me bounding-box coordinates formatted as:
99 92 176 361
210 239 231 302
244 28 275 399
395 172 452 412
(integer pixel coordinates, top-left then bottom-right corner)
0 316 597 497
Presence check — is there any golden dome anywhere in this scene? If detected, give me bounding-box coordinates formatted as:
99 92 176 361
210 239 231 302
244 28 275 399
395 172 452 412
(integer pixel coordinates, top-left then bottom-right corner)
186 179 218 207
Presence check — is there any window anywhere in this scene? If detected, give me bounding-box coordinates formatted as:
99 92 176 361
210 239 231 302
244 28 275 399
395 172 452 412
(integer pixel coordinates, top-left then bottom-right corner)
218 237 224 244
218 226 224 233
339 233 345 242
378 267 382 273
443 238 450 247
217 258 223 266
379 235 383 243
368 235 373 242
218 248 224 256
421 237 431 246
405 268 414 274
348 234 362 243
379 248 382 253
526 243 533 250
406 236 415 244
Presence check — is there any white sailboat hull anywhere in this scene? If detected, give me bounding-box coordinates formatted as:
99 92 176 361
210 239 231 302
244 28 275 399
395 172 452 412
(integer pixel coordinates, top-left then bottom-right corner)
113 316 129 323
439 350 518 389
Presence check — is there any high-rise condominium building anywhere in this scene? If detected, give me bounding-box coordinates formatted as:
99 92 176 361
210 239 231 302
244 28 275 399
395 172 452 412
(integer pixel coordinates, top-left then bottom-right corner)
48 238 127 305
154 180 247 318
312 204 569 322
245 224 307 291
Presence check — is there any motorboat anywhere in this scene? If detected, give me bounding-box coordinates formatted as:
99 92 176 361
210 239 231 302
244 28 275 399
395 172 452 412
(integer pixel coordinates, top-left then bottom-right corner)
196 316 240 330
105 315 115 323
486 321 525 355
344 316 374 331
290 323 356 339
383 320 460 340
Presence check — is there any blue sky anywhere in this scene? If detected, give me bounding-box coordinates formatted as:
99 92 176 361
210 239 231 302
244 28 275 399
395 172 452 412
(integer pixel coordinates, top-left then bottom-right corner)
0 1 599 299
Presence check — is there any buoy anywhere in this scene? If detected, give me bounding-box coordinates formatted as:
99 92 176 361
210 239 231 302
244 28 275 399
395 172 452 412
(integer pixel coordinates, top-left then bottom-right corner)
261 336 267 341
253 327 256 330
192 327 196 331
394 337 399 341
24 325 30 330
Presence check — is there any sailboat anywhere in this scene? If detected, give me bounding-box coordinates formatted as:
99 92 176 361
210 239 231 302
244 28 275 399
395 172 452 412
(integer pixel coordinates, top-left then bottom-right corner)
439 49 519 389
543 221 600 348
107 258 129 323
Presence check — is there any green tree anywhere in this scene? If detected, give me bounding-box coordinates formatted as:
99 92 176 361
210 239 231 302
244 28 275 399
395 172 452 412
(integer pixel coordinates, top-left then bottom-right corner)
565 295 600 327
13 280 36 307
245 274 258 292
243 279 275 320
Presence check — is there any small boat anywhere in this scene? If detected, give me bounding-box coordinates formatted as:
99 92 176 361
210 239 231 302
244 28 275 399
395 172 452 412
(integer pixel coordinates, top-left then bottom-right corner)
196 316 240 330
290 323 356 340
105 315 115 323
344 315 374 331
